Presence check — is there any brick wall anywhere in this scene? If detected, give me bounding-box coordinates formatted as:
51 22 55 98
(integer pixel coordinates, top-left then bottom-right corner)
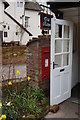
0 36 2 80
26 35 51 92
0 36 2 103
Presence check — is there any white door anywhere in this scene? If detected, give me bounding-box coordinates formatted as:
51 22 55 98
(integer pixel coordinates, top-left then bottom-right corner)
50 18 73 106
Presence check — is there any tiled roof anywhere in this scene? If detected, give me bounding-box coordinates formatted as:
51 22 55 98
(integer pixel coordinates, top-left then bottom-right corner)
25 2 43 11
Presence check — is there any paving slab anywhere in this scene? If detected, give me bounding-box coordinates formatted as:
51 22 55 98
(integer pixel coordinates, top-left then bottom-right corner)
45 101 79 119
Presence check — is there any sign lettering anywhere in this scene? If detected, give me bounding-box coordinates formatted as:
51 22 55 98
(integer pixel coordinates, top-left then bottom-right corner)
40 12 53 30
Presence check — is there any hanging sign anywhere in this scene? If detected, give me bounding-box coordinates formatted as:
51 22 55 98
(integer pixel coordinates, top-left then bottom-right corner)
40 12 53 30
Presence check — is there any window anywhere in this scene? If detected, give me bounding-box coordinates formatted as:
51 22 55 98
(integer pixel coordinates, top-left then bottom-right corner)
25 17 29 28
54 24 70 68
16 32 18 35
20 2 23 7
17 2 23 7
4 32 8 37
55 24 62 38
17 2 19 7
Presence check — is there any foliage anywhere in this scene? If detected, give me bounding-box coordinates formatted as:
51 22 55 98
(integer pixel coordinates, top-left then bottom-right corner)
2 78 49 120
31 88 46 102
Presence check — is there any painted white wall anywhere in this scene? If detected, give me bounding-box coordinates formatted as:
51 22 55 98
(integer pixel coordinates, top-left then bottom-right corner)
21 9 42 45
3 2 42 44
0 0 3 22
3 0 43 44
25 10 41 37
2 0 52 45
2 0 30 44
3 1 20 42
3 12 18 42
15 0 25 24
3 11 30 43
0 0 4 31
5 0 25 24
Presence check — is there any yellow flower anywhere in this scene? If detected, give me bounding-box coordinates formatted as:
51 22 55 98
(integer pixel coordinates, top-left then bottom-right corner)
12 106 14 109
11 103 13 106
11 103 13 105
1 115 6 120
16 71 20 75
7 102 11 106
0 103 2 108
0 117 2 120
28 77 30 81
8 81 12 85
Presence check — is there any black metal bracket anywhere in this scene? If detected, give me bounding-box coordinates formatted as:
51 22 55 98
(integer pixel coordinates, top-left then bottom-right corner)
53 62 58 69
51 9 63 19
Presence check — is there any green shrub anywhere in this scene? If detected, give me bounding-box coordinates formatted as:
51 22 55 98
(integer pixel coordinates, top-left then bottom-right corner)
31 88 46 102
2 79 48 120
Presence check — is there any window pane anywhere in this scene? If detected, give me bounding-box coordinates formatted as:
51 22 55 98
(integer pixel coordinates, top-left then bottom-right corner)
64 25 69 38
55 24 62 38
17 2 19 7
4 32 7 37
55 55 62 68
63 40 69 52
55 40 62 53
25 17 29 27
20 2 23 7
63 54 69 66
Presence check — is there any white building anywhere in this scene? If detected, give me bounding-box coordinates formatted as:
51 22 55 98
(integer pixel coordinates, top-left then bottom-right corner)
2 0 44 45
2 0 32 45
22 2 43 44
1 0 55 45
0 0 3 31
0 0 9 44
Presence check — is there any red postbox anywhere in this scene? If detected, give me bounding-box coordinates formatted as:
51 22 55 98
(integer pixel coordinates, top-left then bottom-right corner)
42 47 50 80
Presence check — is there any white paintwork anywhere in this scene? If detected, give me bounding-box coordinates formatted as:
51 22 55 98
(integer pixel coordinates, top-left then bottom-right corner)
3 0 28 43
1 0 54 45
50 18 73 106
2 0 44 44
3 12 19 42
6 0 25 24
25 10 41 36
0 0 3 22
0 0 4 31
48 0 79 2
21 7 43 44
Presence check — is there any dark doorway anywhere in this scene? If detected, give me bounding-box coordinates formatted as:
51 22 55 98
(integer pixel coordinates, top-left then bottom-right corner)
71 83 80 99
